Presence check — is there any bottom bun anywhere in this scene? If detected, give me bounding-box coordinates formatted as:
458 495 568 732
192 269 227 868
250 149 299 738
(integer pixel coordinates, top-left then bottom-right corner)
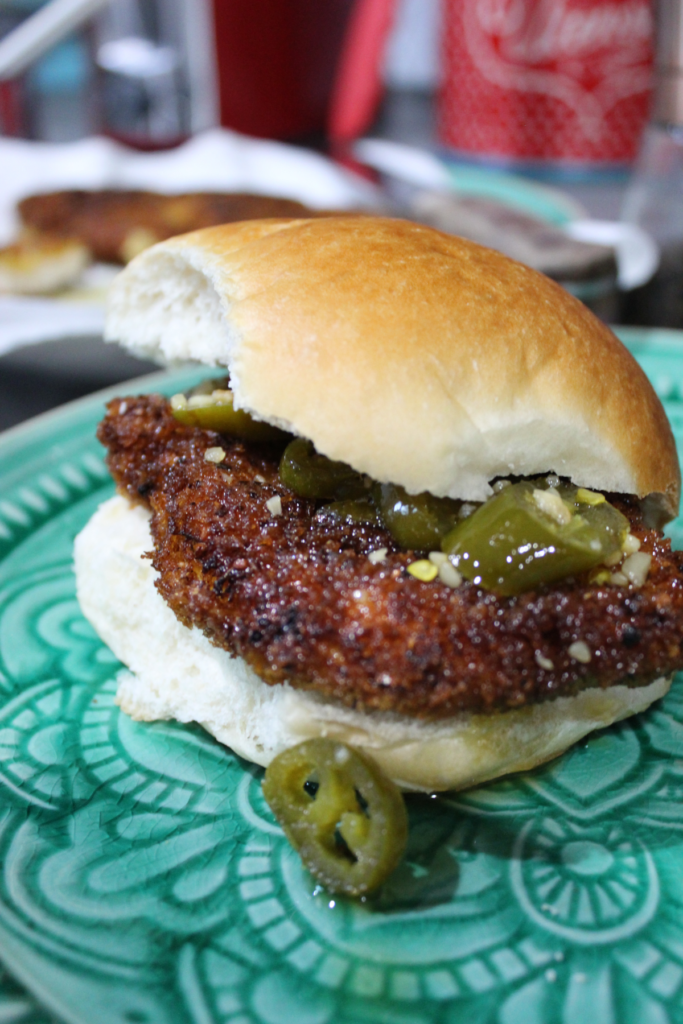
74 495 671 792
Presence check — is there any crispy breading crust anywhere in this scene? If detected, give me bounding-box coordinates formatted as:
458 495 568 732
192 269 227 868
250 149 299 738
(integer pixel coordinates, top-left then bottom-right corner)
98 394 683 718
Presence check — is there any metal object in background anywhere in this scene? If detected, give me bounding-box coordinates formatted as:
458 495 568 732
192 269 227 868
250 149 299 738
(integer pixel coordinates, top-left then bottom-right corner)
621 0 683 327
0 0 218 143
0 0 100 138
652 0 683 124
0 0 110 80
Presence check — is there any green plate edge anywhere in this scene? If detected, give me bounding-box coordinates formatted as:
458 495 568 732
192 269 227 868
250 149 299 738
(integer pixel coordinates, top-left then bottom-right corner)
0 333 683 1024
443 163 586 225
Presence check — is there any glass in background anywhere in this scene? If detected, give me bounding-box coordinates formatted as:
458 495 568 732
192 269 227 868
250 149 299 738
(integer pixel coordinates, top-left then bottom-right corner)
621 0 683 327
374 0 439 149
94 0 217 148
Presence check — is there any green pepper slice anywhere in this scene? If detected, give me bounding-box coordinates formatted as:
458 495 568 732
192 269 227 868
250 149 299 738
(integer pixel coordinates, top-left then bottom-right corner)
187 375 229 396
441 481 629 596
171 387 285 444
262 739 408 897
280 438 366 500
316 498 383 527
373 483 462 551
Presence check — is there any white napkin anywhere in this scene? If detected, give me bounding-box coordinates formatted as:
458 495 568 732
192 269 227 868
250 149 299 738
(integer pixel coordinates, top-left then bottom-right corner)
0 296 106 355
0 128 376 356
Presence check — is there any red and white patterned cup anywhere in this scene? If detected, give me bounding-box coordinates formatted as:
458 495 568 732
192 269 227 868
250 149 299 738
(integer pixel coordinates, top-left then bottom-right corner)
439 0 655 170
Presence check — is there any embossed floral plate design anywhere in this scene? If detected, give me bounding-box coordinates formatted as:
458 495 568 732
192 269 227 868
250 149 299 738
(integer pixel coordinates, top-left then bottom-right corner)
2 330 683 1024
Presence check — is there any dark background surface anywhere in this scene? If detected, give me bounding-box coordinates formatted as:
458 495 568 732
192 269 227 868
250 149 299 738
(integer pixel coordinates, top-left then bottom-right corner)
0 338 158 433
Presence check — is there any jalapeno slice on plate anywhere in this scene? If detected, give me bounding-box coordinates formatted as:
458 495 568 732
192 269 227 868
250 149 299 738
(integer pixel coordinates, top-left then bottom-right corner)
262 739 408 896
441 481 629 596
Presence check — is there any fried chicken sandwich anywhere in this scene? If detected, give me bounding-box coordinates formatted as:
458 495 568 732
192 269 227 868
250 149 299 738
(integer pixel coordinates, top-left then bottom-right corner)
74 216 683 792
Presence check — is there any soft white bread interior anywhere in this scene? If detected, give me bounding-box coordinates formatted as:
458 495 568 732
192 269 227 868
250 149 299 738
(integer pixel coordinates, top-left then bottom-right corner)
104 216 680 517
74 495 672 793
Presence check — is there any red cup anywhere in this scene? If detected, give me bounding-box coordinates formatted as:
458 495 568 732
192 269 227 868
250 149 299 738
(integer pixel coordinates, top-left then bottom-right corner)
439 0 655 170
0 80 25 137
212 0 355 140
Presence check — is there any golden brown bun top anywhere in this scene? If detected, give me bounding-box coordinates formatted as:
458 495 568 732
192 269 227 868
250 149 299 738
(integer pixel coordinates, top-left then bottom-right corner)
104 216 680 518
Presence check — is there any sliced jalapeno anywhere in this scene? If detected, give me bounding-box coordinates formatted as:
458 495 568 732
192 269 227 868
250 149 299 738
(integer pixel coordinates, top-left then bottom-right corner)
373 483 461 551
316 498 382 527
171 386 285 443
279 439 366 500
441 481 629 596
187 375 229 396
262 739 408 897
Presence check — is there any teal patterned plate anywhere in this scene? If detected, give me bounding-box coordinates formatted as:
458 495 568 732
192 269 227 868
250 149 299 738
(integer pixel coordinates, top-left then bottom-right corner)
2 329 683 1024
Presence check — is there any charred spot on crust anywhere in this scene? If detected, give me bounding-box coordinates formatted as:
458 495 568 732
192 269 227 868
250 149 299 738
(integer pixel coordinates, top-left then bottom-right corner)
621 625 642 648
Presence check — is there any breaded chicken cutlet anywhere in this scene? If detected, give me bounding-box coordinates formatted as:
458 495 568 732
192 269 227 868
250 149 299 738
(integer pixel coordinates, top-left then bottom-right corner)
98 393 683 719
